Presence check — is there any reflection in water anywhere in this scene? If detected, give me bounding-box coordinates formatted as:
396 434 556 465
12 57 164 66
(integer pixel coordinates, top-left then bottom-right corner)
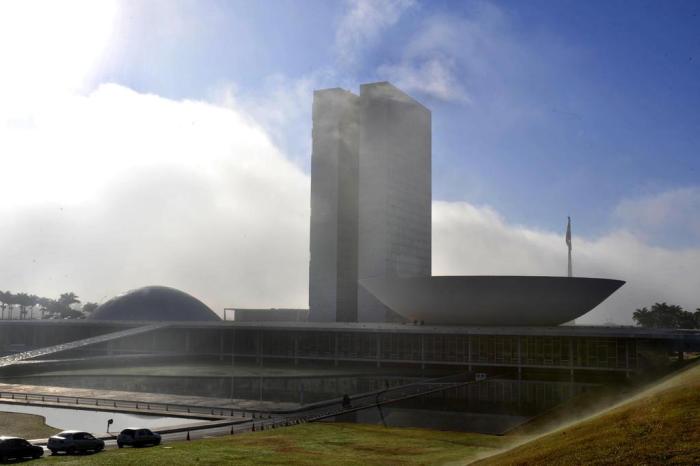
3 374 418 404
330 408 529 435
0 403 189 434
324 379 596 434
2 375 596 434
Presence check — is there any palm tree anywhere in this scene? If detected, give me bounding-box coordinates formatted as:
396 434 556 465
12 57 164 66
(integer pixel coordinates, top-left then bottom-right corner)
1 291 17 320
15 293 39 320
27 294 39 320
0 291 8 320
57 292 81 319
37 297 53 319
58 292 80 307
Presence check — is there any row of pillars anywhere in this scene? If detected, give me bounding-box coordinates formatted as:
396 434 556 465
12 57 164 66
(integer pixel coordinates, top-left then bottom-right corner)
180 329 637 379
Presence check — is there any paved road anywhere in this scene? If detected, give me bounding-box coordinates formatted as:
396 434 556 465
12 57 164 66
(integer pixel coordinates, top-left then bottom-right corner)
36 416 291 460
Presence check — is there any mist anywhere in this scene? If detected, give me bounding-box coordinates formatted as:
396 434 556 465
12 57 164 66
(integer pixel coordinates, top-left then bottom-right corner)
1 83 698 321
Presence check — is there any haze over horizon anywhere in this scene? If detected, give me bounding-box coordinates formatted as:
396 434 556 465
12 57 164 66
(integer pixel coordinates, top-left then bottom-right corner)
1 0 698 324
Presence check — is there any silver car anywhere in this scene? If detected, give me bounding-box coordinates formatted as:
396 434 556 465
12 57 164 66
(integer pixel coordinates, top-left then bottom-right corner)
48 430 104 455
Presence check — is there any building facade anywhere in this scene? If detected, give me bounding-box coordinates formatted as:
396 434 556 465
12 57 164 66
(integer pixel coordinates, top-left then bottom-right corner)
309 88 360 322
309 82 431 323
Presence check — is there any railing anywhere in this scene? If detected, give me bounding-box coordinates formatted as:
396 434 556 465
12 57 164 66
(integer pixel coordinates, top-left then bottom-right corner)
0 389 277 419
0 372 483 421
281 372 493 422
0 323 170 368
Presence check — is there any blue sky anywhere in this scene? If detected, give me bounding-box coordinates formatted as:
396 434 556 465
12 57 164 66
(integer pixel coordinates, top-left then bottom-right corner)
92 0 700 244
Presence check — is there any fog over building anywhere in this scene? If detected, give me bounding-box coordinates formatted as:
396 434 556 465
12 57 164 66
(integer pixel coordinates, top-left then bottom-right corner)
309 82 431 323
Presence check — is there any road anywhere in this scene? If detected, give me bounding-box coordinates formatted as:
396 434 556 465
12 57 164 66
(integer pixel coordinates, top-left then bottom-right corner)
37 416 291 459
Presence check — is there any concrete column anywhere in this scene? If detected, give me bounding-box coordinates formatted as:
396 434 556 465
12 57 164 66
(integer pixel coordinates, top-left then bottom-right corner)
569 337 574 383
219 331 224 362
467 335 472 372
231 329 236 366
334 334 339 367
293 334 299 366
462 336 467 366
517 336 522 380
376 334 381 368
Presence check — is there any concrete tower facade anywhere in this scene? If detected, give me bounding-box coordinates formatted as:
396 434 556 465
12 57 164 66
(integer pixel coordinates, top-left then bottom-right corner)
308 89 360 322
356 82 431 322
309 82 431 323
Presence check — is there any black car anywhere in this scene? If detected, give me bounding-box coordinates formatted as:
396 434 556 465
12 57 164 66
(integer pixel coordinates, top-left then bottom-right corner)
47 430 105 455
0 436 43 461
117 428 161 448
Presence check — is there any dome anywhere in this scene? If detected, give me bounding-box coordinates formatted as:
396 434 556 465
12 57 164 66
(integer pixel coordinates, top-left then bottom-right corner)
90 286 221 322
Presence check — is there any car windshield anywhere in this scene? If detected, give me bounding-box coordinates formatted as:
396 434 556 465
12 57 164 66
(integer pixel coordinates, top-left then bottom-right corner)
137 429 151 435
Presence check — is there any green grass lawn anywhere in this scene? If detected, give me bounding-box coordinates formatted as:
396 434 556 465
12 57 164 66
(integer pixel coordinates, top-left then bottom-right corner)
476 361 700 465
44 423 507 465
0 411 60 439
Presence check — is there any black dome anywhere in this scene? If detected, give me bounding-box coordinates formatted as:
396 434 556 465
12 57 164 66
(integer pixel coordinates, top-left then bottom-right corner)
90 286 220 322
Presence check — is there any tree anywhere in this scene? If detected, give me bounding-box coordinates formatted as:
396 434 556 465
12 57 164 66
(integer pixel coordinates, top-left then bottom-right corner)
0 291 18 320
81 302 99 316
0 291 10 320
14 292 34 320
633 302 700 329
58 292 80 308
36 297 53 319
53 292 84 319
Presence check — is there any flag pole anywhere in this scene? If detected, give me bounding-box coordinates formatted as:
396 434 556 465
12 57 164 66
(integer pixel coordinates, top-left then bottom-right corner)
566 216 572 277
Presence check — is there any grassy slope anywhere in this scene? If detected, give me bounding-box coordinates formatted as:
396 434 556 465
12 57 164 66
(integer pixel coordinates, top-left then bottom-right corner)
45 423 507 466
0 411 60 439
477 362 700 465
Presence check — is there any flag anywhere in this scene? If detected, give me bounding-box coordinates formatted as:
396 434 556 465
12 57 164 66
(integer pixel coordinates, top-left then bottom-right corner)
565 216 571 249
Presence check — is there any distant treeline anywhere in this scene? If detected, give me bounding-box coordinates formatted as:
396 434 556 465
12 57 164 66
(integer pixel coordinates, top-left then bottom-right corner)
633 302 700 329
0 290 98 320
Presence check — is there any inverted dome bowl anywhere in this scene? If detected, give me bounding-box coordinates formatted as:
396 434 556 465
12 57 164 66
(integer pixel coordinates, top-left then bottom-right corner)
359 276 624 326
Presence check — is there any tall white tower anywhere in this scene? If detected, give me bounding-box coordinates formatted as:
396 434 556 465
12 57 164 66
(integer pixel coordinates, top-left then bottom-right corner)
309 82 431 323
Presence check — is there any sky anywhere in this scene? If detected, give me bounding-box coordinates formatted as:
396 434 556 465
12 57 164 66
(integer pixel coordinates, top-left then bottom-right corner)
0 0 698 323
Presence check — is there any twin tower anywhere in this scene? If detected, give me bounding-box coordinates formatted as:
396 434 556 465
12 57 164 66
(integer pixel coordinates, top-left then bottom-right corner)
309 82 432 323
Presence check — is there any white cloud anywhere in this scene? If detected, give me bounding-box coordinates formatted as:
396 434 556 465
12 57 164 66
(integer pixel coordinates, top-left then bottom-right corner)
613 187 700 246
433 201 700 324
378 56 470 103
213 70 341 169
335 0 416 67
0 84 310 314
0 0 117 110
374 3 541 107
